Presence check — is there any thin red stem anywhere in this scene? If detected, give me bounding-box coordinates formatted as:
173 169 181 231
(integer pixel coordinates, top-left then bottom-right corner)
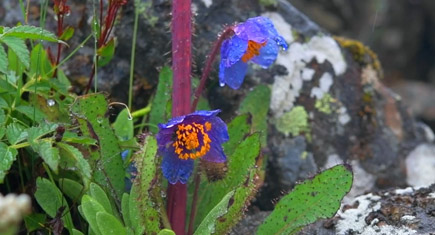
54 14 64 77
167 0 192 234
187 170 201 235
191 26 234 112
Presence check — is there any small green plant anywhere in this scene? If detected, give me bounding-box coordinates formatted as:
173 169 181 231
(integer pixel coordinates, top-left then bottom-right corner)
0 1 353 235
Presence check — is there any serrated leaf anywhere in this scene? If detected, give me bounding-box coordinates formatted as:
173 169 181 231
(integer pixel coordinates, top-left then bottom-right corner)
57 143 92 180
6 122 27 145
129 136 160 234
31 140 59 172
257 164 353 235
238 85 271 146
0 142 18 183
1 25 59 42
149 66 172 133
81 195 106 235
194 191 234 235
26 122 58 143
96 212 127 235
1 36 30 68
0 44 7 73
34 177 74 233
89 183 113 214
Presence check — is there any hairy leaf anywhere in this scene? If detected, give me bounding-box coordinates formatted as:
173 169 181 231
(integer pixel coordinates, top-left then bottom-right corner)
194 191 234 235
0 44 7 73
148 66 172 133
257 164 353 234
96 211 127 235
31 140 59 172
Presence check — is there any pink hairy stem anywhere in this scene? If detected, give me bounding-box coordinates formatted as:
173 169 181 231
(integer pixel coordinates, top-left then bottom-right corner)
167 0 192 234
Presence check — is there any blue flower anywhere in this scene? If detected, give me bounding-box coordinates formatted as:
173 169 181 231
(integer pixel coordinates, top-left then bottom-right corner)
156 110 229 184
219 16 288 89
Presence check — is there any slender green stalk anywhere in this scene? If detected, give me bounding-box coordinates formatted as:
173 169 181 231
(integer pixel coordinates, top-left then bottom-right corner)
48 34 93 75
128 3 140 108
131 103 151 118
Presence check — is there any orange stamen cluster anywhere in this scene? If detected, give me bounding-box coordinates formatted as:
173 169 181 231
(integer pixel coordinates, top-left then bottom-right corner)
173 122 212 160
241 40 267 62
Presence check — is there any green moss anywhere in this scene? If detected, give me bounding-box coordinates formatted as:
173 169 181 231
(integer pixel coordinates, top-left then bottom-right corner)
275 106 310 139
259 0 277 7
315 93 335 114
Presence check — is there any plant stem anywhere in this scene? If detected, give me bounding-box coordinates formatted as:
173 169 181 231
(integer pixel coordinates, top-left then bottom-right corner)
191 26 234 112
128 3 140 108
187 169 201 235
167 0 192 234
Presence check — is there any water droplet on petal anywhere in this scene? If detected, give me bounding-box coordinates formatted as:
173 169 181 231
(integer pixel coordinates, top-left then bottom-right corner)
47 99 55 107
219 82 225 87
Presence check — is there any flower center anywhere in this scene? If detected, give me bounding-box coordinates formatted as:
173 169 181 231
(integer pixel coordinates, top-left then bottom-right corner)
173 122 212 160
241 40 267 63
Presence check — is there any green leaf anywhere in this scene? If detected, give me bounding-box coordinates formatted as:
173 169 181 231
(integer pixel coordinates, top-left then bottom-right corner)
63 132 97 145
96 212 127 235
148 66 172 133
7 45 25 75
34 177 74 233
0 142 18 183
6 122 28 145
0 44 7 73
0 97 8 109
24 213 46 232
60 26 74 41
70 94 125 198
238 85 271 146
57 143 92 180
0 25 59 42
194 191 234 235
26 122 58 143
195 133 262 234
58 178 84 201
89 183 113 214
121 193 131 228
257 164 353 235
72 229 85 235
81 195 106 235
31 140 59 172
29 44 53 77
113 108 133 141
223 114 252 157
97 39 115 67
1 36 30 68
129 136 161 234
158 229 176 235
14 105 46 122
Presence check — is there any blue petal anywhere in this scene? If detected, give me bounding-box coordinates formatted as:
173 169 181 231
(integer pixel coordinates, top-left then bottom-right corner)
203 143 226 163
219 59 248 89
220 36 248 68
234 18 269 43
208 116 229 144
161 149 194 184
248 16 280 39
251 39 279 68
